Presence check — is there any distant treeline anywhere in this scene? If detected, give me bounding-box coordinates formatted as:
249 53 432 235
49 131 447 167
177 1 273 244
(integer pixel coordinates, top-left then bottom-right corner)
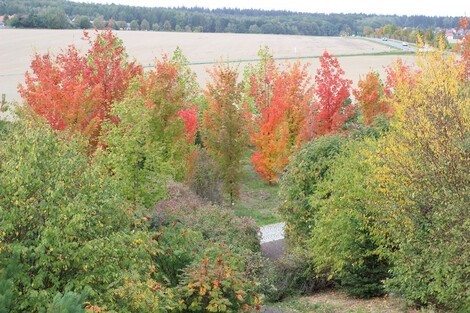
0 0 461 35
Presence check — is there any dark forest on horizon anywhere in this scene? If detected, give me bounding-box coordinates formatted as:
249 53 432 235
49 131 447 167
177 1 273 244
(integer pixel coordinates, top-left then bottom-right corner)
0 0 461 36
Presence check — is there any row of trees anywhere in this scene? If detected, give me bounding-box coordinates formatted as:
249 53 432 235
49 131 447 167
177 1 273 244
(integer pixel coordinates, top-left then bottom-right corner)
365 23 451 47
17 27 390 200
1 0 460 35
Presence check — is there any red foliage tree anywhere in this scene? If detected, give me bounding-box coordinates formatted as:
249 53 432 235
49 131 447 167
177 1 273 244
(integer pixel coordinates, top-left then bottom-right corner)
178 107 198 144
383 58 417 98
353 71 392 125
19 29 142 149
456 17 470 81
312 51 354 136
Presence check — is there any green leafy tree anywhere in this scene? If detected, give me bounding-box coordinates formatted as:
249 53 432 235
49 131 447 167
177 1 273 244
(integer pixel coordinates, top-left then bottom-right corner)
130 19 139 30
98 50 199 208
92 15 104 29
76 16 91 29
41 7 70 29
47 292 85 313
202 62 251 204
141 18 150 31
163 20 171 31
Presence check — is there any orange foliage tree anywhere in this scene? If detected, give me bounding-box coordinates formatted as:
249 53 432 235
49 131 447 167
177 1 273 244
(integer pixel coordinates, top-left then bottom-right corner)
312 51 354 136
353 71 392 125
141 53 199 145
248 49 313 183
19 29 142 148
202 62 251 203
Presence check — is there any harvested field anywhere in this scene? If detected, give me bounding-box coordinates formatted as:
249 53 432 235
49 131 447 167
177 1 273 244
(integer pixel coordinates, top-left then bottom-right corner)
1 29 416 104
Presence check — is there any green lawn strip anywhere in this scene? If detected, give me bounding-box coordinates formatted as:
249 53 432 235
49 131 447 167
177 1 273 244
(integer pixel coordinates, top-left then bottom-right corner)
142 50 414 69
267 292 421 313
233 157 281 226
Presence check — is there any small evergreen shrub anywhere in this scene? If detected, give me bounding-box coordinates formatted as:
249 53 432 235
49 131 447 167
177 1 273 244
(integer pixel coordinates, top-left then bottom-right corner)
47 292 85 313
0 278 14 313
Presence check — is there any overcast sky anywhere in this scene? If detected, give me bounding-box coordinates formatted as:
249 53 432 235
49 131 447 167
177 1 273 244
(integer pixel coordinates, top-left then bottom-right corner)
77 0 465 17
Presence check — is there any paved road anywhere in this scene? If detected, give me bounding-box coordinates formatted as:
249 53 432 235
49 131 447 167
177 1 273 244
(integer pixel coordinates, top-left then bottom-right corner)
366 37 415 52
260 222 285 243
259 223 290 312
259 222 286 260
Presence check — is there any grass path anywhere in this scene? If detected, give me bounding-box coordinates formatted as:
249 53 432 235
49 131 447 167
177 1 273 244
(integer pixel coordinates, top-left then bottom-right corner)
233 157 281 225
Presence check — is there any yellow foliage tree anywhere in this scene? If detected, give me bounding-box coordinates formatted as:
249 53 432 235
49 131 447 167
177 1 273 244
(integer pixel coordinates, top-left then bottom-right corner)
372 43 469 310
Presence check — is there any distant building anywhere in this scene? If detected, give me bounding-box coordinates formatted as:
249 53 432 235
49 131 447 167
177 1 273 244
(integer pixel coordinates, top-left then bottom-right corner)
445 29 456 40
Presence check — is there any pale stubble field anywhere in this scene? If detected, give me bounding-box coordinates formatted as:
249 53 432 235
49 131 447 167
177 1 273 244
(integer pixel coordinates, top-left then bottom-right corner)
1 29 416 104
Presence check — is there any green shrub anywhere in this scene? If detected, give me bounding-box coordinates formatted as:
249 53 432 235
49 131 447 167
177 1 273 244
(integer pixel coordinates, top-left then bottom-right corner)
0 120 10 137
152 223 205 287
187 148 223 204
307 139 389 298
337 254 389 299
371 49 469 311
257 252 330 303
152 182 263 311
0 278 14 313
0 118 174 312
154 182 260 252
279 135 347 247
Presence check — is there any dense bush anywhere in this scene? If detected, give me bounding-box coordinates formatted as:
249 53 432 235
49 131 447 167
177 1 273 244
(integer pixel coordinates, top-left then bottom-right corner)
278 135 347 247
150 182 264 311
187 148 224 204
257 252 329 303
152 223 205 287
153 182 260 252
0 117 175 311
0 276 14 312
307 140 389 298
